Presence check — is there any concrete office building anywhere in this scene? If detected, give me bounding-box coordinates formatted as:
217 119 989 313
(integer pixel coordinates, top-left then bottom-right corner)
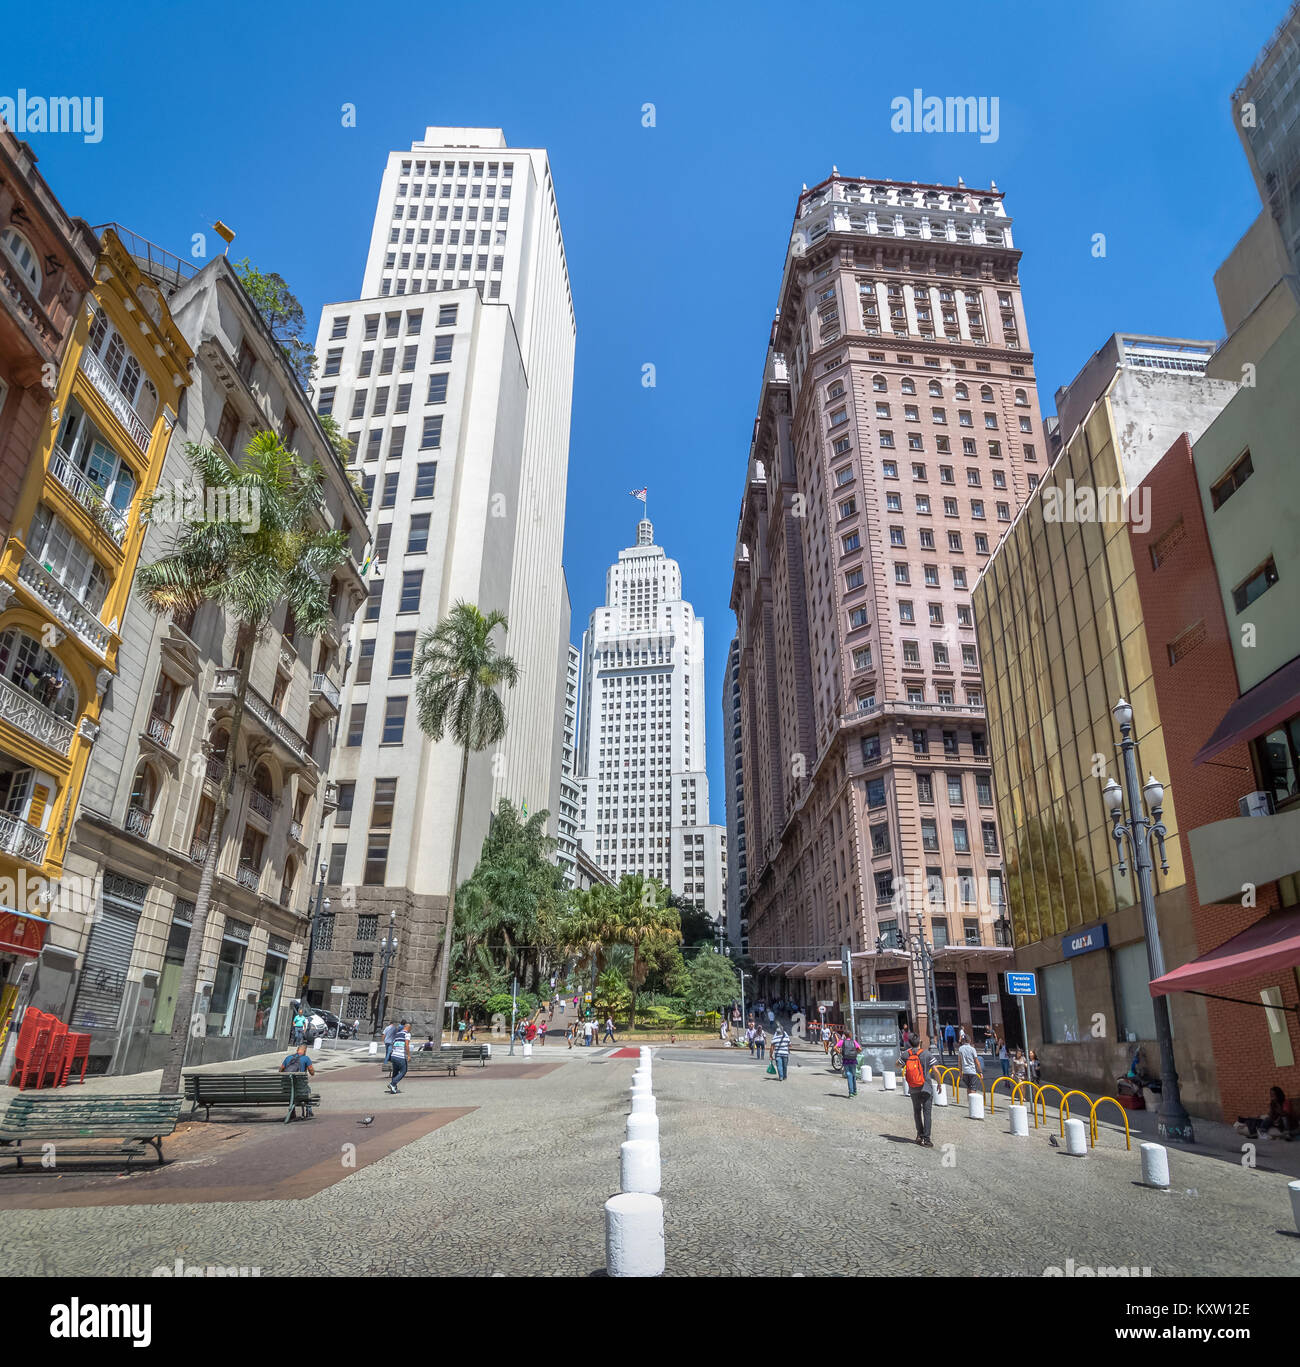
309 129 575 1033
576 518 726 919
732 175 1047 1035
723 634 748 952
974 334 1237 1112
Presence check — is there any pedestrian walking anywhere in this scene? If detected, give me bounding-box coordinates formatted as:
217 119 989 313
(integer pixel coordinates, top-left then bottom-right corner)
770 1023 790 1080
291 1008 306 1045
957 1033 983 1100
898 1032 942 1146
943 1022 956 1057
842 1032 861 1097
583 1018 594 1046
382 1019 397 1064
524 1019 538 1049
958 1024 967 1047
754 1024 766 1060
603 1016 616 1043
536 1017 547 1047
1028 1049 1041 1084
1011 1046 1029 1085
997 1035 1010 1077
386 1020 411 1094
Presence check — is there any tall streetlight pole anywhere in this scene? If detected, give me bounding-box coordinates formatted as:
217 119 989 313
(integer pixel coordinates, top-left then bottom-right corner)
373 909 398 1038
1103 697 1194 1145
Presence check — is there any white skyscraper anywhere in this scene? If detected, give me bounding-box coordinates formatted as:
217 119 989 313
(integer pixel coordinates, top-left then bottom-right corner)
309 128 575 1029
577 517 726 918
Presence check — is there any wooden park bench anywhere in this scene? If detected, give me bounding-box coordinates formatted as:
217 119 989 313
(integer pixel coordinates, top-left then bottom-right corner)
0 1093 182 1169
443 1043 489 1067
399 1048 462 1076
183 1072 319 1124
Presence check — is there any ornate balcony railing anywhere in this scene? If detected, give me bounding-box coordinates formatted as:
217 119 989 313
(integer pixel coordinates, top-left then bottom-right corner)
0 674 76 757
211 670 313 768
205 754 226 785
0 811 50 864
322 781 339 815
125 805 153 838
17 553 111 656
236 864 259 891
49 447 129 545
288 818 304 844
79 348 151 453
146 713 174 749
310 673 340 709
248 789 274 820
189 838 210 864
279 641 297 672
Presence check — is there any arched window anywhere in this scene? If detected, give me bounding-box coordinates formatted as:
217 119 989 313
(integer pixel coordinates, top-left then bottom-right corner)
1014 388 1028 406
280 856 297 908
980 385 994 403
955 383 969 400
903 219 922 237
900 376 916 395
928 381 943 397
0 227 41 291
985 228 1004 245
249 763 275 820
127 761 160 838
0 628 77 720
872 374 887 393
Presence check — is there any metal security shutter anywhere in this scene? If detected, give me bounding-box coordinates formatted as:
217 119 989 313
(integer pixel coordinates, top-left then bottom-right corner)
70 872 149 1033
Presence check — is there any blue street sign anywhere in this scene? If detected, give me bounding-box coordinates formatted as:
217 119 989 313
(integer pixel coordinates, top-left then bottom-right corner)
1006 972 1037 996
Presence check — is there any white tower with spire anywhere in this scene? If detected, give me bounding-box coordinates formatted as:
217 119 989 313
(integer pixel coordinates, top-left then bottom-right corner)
576 517 726 920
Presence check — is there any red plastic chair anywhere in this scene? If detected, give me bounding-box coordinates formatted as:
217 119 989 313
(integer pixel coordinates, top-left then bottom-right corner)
61 1033 91 1085
16 1026 51 1091
37 1018 68 1089
6 1008 49 1088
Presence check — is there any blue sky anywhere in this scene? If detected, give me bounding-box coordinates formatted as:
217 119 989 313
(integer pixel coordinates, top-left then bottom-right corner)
8 0 1286 822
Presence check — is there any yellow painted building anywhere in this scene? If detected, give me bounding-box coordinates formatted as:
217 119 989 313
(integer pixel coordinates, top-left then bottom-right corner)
0 226 191 963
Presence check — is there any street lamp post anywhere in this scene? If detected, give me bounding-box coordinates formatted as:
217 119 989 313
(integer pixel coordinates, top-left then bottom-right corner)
374 909 398 1038
880 928 939 1043
1103 697 1195 1145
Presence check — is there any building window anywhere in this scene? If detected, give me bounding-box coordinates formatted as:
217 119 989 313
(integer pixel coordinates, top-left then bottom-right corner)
912 728 929 755
326 844 347 884
355 638 376 684
363 833 390 885
921 818 939 851
1112 940 1158 1042
1232 557 1278 612
399 571 423 613
1211 449 1254 510
391 631 416 677
874 871 895 904
870 823 890 856
357 914 378 942
414 463 437 498
346 704 366 746
917 773 933 804
420 415 443 449
381 697 408 744
951 819 969 853
1041 961 1079 1043
866 778 886 809
352 951 375 978
371 777 397 828
364 580 383 622
427 373 449 403
407 513 431 551
861 733 881 762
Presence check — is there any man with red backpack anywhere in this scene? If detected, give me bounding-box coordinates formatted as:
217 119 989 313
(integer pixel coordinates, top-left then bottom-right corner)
897 1032 942 1147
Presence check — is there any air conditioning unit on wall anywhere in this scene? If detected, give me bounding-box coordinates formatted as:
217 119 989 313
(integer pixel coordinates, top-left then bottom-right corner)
1238 791 1275 818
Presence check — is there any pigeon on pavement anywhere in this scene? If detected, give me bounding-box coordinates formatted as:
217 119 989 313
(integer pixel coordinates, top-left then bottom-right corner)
357 1116 375 1126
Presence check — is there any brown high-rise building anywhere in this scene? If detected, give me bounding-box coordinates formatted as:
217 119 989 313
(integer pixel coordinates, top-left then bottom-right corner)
730 175 1048 1039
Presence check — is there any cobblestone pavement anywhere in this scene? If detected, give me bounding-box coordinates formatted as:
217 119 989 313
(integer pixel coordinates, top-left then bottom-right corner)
1 1049 1296 1278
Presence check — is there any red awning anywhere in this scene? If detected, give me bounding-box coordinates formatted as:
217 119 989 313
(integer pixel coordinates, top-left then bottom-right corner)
1193 654 1300 764
1149 907 1300 997
0 908 49 959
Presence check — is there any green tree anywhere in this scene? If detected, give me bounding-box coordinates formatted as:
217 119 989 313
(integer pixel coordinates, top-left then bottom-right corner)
685 951 741 1015
234 257 316 387
414 603 519 1038
609 876 681 1031
138 432 348 1095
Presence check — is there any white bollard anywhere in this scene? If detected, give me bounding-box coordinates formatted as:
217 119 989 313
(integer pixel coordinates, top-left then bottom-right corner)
639 1047 652 1063
631 1092 656 1116
935 1084 948 1107
861 1065 872 1085
882 1070 896 1091
631 1073 651 1091
605 1192 665 1277
523 1041 532 1058
626 1112 659 1145
1290 1180 1300 1234
967 1089 985 1120
1009 1103 1029 1137
620 1138 661 1195
1064 1116 1088 1156
1140 1142 1170 1189
902 1078 911 1095
368 1041 378 1055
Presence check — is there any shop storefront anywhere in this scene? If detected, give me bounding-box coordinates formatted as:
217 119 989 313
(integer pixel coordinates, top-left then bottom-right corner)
208 916 251 1037
256 934 288 1039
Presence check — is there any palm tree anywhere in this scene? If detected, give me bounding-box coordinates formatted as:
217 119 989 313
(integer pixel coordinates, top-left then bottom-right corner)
413 602 519 1039
610 875 681 1032
138 432 348 1095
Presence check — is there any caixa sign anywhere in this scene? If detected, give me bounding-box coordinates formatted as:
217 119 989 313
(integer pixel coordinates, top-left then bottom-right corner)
1062 924 1109 959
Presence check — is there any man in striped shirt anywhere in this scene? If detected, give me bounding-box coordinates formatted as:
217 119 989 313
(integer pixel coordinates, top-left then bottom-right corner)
770 1023 791 1080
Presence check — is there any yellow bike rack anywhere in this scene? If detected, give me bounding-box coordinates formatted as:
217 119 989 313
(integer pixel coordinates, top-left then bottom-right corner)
938 1067 960 1101
1089 1096 1133 1151
1011 1080 1042 1127
1059 1090 1095 1139
987 1075 1017 1113
1034 1084 1068 1133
